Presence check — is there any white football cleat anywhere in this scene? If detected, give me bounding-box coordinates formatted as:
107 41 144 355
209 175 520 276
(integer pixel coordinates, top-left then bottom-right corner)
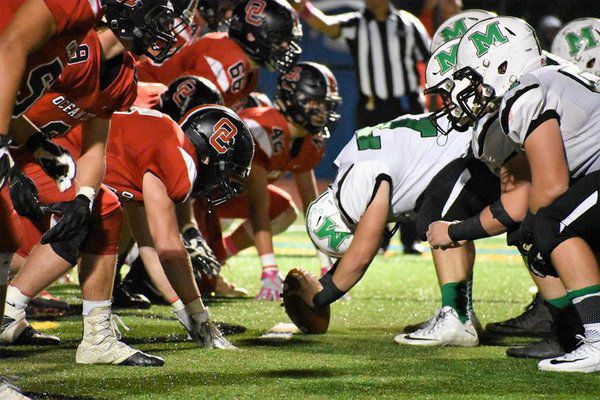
0 378 31 400
538 335 600 373
0 311 60 345
76 307 164 366
189 309 237 350
394 306 479 347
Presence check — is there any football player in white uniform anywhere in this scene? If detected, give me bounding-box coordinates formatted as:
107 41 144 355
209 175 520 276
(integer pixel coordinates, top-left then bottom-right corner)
451 16 600 373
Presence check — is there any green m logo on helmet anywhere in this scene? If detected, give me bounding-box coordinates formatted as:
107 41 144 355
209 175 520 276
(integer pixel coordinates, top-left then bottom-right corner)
441 18 468 42
313 216 350 252
435 43 459 75
565 26 599 56
468 21 509 57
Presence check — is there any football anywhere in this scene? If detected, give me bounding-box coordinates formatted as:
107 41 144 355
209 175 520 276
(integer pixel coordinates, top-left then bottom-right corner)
282 268 331 334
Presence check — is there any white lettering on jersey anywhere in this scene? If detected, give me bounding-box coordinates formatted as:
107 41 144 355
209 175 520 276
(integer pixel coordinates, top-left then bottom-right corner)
244 118 272 158
204 56 230 93
88 0 101 16
178 146 197 201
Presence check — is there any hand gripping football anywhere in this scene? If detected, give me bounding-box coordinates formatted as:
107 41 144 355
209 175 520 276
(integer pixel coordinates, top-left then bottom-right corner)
282 268 330 334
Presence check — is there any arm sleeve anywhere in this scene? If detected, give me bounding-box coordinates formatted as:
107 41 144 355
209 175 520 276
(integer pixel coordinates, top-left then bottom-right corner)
500 77 558 146
332 161 392 225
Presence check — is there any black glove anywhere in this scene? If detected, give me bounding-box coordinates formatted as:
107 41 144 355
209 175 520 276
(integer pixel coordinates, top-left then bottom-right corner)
0 136 14 190
182 226 221 278
9 167 48 219
26 132 76 192
41 194 92 245
518 212 557 278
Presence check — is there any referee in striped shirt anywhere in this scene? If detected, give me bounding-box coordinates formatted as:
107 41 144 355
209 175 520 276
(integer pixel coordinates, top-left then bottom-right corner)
291 0 431 253
292 0 431 128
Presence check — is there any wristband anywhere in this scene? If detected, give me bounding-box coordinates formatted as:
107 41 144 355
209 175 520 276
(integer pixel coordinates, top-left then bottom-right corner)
447 214 488 241
77 186 96 211
313 272 346 307
260 252 277 268
300 1 316 19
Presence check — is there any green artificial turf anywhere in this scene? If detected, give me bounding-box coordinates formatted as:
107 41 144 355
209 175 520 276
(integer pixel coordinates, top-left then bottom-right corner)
2 232 599 399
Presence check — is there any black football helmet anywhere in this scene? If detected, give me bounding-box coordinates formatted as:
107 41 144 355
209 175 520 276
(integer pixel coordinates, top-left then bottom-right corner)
160 75 224 121
237 91 274 110
275 62 341 137
198 0 238 31
104 0 182 63
228 0 302 73
180 106 255 206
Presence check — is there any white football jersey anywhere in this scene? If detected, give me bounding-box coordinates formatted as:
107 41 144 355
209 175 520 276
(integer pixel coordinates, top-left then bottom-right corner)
500 65 600 178
332 113 471 225
471 111 522 176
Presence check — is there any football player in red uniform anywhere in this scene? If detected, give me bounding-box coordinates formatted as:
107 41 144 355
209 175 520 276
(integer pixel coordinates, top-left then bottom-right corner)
136 0 302 108
62 105 253 349
0 27 169 367
205 62 341 301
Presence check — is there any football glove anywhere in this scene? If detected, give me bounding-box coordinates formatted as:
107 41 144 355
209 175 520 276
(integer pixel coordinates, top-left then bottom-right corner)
182 226 221 278
0 136 14 190
26 132 76 192
41 194 92 245
255 267 283 301
518 212 556 278
9 167 48 220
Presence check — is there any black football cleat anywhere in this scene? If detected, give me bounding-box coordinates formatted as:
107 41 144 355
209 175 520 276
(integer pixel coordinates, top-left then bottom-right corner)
0 316 61 345
119 351 165 367
485 293 553 338
112 283 152 310
506 337 566 359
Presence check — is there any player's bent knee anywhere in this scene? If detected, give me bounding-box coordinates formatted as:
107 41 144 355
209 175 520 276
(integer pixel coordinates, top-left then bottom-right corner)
533 206 566 258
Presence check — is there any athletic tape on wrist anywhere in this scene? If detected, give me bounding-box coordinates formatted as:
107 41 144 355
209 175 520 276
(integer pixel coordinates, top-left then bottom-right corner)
313 272 346 307
490 200 519 230
260 253 277 268
447 214 488 242
77 186 96 205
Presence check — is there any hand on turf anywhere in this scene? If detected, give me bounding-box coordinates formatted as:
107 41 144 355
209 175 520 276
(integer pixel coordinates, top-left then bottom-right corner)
41 195 92 245
427 221 465 250
255 268 283 301
26 132 76 192
182 227 221 278
9 167 48 219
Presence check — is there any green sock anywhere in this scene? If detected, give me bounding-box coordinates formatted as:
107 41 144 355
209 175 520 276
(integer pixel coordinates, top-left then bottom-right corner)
546 294 571 309
567 284 600 301
441 282 468 323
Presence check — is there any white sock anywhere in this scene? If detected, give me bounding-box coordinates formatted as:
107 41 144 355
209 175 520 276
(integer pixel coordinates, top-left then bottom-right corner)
82 300 112 316
185 298 208 322
172 299 193 332
5 285 30 319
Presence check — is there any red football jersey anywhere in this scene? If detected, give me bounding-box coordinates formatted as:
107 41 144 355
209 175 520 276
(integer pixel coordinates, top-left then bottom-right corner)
23 29 137 137
1 0 102 117
133 82 168 110
136 32 258 107
56 108 198 204
239 107 325 182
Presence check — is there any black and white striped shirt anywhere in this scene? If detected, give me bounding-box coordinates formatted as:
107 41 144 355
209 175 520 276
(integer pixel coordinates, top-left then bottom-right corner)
335 6 431 101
